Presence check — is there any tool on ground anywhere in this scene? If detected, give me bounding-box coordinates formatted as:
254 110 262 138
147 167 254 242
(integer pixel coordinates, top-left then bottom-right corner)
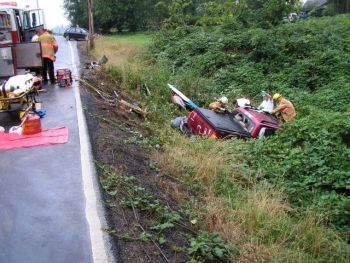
22 113 42 135
56 69 73 87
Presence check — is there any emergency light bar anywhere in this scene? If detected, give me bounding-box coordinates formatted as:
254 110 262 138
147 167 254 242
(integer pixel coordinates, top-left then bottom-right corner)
0 2 17 6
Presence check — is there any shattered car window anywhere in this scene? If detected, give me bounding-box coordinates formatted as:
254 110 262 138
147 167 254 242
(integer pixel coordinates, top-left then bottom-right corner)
233 111 254 132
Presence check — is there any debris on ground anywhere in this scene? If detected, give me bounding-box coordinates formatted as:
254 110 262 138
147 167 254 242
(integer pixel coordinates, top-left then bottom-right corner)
78 43 197 263
83 55 109 69
77 74 147 117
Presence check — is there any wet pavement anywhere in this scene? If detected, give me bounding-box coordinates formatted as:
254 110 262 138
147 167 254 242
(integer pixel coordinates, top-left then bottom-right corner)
0 38 112 263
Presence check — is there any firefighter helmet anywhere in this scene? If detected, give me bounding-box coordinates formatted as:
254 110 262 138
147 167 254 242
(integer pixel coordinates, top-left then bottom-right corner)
273 93 282 101
218 96 228 105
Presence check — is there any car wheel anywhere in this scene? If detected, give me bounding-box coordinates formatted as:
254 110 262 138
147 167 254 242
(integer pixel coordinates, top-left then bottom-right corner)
65 35 70 41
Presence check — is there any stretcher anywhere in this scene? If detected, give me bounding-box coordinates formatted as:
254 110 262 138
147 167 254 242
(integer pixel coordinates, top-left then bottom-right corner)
0 74 41 119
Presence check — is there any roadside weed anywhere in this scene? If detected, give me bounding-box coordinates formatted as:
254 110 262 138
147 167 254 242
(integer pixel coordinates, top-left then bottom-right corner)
97 162 236 262
187 232 236 262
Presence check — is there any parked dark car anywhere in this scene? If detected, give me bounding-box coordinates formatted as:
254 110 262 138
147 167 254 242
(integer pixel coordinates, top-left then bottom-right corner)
63 27 88 40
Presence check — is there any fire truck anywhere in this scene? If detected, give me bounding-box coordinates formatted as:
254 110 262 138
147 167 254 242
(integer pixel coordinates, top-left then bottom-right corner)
0 1 45 78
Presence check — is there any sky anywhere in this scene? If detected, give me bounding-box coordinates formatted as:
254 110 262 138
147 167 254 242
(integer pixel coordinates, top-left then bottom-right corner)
14 0 70 28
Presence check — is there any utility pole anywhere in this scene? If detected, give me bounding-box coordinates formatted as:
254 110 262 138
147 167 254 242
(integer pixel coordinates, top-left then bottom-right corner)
88 0 94 50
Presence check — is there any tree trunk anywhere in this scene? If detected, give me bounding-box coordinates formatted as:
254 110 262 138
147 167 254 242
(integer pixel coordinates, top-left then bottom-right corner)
88 0 94 50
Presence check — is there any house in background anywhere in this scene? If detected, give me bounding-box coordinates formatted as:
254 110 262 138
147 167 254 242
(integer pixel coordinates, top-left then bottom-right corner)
304 0 350 14
304 0 328 11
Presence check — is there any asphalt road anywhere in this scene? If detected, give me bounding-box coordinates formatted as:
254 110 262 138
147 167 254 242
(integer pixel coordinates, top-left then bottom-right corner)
0 38 114 263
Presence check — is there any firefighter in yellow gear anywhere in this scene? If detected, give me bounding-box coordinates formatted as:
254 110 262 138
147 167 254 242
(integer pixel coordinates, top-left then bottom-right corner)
37 27 58 84
209 96 228 112
272 93 296 122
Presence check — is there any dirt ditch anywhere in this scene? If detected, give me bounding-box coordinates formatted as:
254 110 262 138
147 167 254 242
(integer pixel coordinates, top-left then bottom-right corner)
78 44 195 263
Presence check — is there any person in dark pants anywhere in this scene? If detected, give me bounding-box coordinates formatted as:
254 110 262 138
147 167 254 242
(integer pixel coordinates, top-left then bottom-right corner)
36 27 58 84
42 58 55 83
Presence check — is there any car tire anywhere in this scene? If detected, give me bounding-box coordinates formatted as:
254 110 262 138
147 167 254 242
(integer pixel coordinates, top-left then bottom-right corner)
65 35 70 41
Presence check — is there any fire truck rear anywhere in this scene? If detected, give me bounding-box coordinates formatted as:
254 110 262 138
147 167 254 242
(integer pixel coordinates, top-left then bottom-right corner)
0 1 45 78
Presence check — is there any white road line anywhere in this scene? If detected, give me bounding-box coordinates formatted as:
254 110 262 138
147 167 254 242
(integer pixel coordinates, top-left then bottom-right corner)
68 40 114 263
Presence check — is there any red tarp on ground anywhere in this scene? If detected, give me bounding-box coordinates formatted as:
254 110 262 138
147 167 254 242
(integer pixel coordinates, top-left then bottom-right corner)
0 127 68 151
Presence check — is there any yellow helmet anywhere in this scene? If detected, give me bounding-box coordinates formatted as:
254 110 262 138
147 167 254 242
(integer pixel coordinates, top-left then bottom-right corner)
273 93 282 100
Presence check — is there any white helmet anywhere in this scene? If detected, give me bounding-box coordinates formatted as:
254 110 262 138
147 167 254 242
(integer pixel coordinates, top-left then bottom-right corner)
218 96 228 105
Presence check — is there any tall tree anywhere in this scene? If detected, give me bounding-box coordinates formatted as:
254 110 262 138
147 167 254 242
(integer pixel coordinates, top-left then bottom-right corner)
236 0 301 27
64 0 169 32
63 0 89 28
332 0 350 13
63 0 302 33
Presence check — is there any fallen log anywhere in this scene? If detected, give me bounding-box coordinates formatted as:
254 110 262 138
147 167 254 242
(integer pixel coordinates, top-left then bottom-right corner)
118 99 147 117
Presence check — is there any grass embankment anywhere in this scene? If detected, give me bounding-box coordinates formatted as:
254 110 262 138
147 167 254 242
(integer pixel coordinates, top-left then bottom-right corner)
156 136 348 262
93 33 151 69
93 25 350 263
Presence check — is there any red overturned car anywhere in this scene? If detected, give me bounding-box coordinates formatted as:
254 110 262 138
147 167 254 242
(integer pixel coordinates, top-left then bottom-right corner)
186 107 281 139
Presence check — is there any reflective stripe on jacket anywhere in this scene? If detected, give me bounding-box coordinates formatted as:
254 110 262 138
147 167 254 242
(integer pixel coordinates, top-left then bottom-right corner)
38 32 58 61
273 98 296 122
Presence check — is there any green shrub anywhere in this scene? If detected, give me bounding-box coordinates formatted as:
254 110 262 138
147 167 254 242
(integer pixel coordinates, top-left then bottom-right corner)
250 111 350 237
145 15 350 238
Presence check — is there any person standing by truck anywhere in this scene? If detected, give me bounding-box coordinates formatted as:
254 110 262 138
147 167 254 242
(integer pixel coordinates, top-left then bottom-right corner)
36 27 58 84
258 91 274 113
232 98 251 108
209 96 229 112
272 93 296 122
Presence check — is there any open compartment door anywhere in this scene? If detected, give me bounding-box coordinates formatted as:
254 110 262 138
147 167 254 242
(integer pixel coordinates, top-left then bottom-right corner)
22 9 46 42
0 46 15 78
15 42 42 69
